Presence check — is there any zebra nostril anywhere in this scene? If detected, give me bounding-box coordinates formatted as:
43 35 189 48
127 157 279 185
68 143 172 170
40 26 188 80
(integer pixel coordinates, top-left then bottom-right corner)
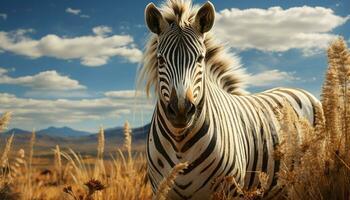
167 103 177 118
186 102 196 116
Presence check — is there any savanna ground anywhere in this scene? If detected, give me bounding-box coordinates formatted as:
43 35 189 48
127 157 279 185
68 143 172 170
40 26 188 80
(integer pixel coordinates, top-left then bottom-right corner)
1 38 350 200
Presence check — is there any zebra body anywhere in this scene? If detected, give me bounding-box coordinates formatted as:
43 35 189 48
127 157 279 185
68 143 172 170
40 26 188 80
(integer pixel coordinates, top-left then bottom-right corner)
147 83 319 199
141 1 321 199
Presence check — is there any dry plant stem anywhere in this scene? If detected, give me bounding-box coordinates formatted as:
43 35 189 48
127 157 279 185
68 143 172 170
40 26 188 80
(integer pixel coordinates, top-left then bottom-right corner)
1 134 14 168
27 130 36 199
326 38 350 198
0 112 12 133
94 126 106 180
29 130 35 168
334 152 350 170
124 121 133 167
155 162 189 200
54 145 62 184
97 126 105 159
275 37 350 200
1 115 152 200
327 38 350 154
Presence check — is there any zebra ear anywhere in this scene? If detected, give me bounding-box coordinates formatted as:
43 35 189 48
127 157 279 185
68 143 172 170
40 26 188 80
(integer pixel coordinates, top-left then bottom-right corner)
145 3 167 34
194 2 215 34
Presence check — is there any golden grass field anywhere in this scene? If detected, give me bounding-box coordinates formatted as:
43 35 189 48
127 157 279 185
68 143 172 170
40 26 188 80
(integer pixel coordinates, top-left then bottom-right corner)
1 38 350 200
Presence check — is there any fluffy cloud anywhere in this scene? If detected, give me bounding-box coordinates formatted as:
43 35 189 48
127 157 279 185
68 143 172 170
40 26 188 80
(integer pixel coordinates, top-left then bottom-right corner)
0 28 143 66
80 14 90 18
214 6 349 55
246 69 299 87
81 56 108 66
93 26 112 37
0 91 154 130
65 7 90 18
104 90 146 98
65 8 81 15
0 68 86 91
0 13 7 20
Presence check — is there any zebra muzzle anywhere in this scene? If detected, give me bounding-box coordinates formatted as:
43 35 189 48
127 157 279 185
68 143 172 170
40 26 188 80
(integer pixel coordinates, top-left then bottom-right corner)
166 89 196 128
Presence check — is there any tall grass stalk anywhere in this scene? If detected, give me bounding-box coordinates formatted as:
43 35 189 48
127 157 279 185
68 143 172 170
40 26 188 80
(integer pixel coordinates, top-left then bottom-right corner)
0 112 12 133
124 121 133 168
1 134 14 169
54 145 62 184
277 37 350 200
155 162 188 200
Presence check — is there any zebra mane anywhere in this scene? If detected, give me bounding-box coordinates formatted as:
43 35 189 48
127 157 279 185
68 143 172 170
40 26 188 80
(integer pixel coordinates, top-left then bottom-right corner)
138 0 248 96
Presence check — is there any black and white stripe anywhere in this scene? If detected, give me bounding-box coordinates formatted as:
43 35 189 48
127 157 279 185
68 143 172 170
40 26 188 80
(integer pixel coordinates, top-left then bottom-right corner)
146 23 320 200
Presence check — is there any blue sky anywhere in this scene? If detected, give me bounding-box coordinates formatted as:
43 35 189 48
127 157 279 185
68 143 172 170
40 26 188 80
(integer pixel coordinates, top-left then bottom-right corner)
0 0 349 131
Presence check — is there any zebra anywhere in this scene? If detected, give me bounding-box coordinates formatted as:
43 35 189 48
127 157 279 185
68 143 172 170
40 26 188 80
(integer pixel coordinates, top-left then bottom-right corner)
138 0 321 199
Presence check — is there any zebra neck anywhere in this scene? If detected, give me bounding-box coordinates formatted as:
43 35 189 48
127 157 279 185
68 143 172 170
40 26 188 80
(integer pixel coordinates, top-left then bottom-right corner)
155 99 209 152
205 80 249 175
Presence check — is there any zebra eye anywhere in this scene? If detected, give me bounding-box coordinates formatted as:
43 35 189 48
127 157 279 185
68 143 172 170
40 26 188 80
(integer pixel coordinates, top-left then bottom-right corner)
158 56 166 65
197 55 204 63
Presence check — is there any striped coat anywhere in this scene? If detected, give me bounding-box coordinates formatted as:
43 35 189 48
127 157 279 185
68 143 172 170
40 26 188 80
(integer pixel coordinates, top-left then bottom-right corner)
147 83 319 199
141 1 321 199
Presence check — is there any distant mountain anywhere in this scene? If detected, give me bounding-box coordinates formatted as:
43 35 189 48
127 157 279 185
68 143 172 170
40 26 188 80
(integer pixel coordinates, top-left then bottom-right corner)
105 123 150 140
37 126 91 137
3 124 150 140
1 128 68 148
3 128 31 135
3 126 91 138
82 123 150 142
0 124 150 153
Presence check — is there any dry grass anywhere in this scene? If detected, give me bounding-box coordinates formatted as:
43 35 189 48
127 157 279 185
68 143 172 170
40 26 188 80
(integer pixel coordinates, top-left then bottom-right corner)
275 37 350 200
0 111 11 133
213 171 270 200
123 121 133 168
1 37 350 199
0 119 182 200
155 162 188 200
0 119 153 200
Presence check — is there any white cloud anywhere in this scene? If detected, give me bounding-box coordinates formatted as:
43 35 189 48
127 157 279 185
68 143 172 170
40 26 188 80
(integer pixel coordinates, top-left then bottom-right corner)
81 56 108 66
0 67 8 75
66 8 90 19
0 13 7 20
0 28 143 66
0 91 153 130
0 68 85 91
135 24 145 28
66 8 90 18
214 6 349 56
23 90 89 98
246 69 299 87
80 14 90 18
93 26 112 37
104 90 146 98
66 7 81 15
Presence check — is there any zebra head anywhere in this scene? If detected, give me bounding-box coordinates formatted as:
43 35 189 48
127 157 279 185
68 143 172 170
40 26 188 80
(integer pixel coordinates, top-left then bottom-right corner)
145 2 215 129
